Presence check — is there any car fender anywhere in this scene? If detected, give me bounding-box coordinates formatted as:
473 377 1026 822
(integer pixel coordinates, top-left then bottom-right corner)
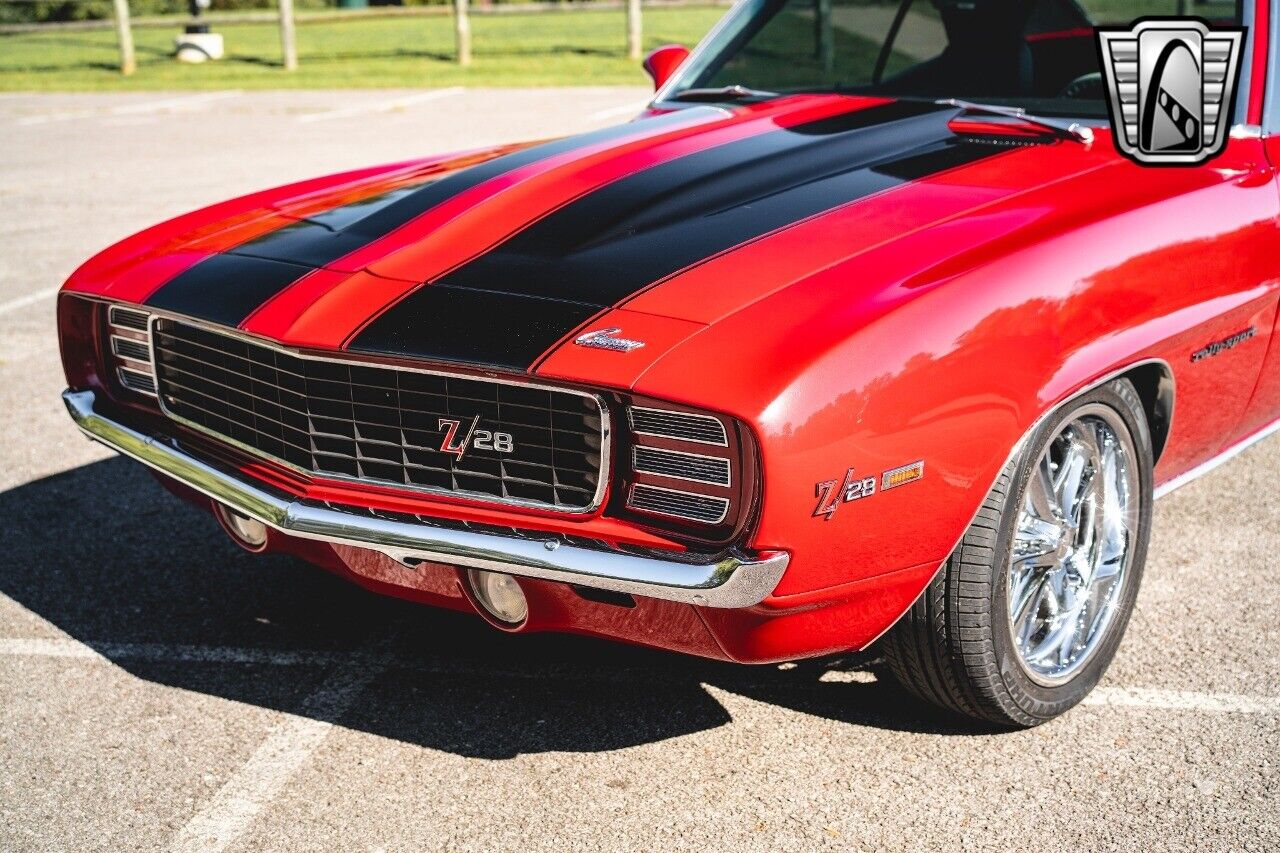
635 141 1280 607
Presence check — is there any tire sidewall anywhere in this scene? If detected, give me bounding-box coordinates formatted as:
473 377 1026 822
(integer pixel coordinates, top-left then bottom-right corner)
988 379 1154 721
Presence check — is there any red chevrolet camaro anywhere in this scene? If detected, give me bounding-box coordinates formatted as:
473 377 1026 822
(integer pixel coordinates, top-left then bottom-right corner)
58 0 1280 726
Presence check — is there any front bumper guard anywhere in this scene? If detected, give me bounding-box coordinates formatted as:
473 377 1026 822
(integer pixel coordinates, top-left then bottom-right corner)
64 389 788 608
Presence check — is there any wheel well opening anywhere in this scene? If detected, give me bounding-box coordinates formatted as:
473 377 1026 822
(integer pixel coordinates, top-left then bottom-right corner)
1121 363 1174 463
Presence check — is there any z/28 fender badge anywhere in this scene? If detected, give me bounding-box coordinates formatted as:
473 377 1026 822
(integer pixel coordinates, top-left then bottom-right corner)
813 461 925 521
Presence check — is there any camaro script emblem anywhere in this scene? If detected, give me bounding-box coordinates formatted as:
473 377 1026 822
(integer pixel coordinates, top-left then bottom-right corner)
1097 18 1245 166
574 328 646 353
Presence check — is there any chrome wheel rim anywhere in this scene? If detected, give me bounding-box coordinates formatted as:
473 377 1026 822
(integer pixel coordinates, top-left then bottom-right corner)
1008 404 1139 686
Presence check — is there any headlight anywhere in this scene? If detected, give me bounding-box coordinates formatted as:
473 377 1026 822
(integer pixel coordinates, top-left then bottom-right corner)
611 399 757 544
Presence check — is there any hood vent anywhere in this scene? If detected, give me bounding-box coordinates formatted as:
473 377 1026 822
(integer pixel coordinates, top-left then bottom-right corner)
955 135 1048 147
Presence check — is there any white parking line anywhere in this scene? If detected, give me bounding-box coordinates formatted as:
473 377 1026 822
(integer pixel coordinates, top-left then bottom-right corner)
171 659 383 853
296 87 465 124
3 637 1278 715
0 286 60 316
16 91 242 126
1085 687 1280 715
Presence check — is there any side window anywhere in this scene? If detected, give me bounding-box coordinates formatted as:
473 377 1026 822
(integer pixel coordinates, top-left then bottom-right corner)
882 1 948 80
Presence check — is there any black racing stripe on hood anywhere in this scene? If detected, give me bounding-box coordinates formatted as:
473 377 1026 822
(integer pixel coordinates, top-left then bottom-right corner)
143 107 725 326
342 286 601 371
225 181 429 268
349 102 1004 371
145 254 317 328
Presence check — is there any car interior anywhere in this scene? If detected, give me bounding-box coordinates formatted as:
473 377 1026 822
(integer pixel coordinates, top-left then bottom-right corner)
681 0 1245 117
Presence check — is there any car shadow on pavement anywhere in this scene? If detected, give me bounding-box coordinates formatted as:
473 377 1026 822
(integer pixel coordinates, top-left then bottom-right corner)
1 457 995 759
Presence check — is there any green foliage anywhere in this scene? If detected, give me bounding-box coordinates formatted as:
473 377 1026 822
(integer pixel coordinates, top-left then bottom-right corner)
0 6 726 90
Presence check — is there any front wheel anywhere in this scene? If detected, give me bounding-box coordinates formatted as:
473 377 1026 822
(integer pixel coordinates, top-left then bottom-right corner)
882 378 1153 727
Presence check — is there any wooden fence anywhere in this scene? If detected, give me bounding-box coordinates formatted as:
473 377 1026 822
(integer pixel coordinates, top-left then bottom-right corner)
0 0 682 75
3 0 1210 78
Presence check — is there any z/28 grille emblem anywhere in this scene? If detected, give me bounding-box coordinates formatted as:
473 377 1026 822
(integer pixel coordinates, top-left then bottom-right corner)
438 417 515 459
813 461 925 521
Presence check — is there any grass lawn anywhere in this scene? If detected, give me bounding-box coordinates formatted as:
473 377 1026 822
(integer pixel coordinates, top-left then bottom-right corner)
0 1 1210 92
0 6 726 91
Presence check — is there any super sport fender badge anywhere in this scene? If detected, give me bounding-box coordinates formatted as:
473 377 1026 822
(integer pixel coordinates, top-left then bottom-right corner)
813 460 925 521
1191 326 1256 362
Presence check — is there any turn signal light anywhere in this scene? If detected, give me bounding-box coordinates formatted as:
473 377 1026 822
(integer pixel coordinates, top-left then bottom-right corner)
466 569 529 626
214 503 269 551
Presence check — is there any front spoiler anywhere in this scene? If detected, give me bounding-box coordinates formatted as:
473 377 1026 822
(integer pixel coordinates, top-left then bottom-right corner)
63 389 788 608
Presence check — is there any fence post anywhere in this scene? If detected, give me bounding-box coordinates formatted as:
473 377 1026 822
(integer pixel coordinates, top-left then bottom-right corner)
111 0 136 75
455 0 472 66
627 0 641 60
278 0 298 71
815 0 833 73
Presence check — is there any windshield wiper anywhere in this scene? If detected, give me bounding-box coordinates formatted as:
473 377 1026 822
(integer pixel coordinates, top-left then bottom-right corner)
669 85 780 103
938 98 1095 144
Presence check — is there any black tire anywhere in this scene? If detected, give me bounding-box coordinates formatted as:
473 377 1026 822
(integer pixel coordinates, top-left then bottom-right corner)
881 378 1153 728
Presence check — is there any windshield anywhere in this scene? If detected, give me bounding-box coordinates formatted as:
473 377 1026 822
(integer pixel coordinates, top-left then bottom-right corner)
665 0 1245 118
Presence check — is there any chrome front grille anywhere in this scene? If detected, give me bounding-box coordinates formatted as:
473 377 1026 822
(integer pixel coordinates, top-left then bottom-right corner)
151 319 607 512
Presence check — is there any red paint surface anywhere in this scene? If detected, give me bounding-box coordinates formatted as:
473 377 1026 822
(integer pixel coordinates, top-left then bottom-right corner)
60 72 1280 661
260 96 888 349
63 155 485 304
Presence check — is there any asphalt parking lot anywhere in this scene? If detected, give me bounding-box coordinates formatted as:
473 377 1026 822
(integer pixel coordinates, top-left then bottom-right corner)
2 89 1278 852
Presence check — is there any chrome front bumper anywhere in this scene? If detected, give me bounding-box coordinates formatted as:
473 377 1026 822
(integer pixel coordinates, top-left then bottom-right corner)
63 389 788 608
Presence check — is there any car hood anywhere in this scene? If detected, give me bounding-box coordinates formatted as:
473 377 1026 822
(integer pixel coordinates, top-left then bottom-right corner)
68 95 1116 379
